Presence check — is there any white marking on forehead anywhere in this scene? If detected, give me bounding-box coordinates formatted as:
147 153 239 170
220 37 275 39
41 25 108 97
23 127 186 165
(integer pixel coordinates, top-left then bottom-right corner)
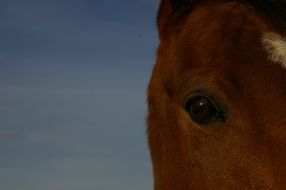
262 32 286 69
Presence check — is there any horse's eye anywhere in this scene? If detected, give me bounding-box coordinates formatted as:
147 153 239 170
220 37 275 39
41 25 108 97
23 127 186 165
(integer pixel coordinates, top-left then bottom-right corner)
185 95 227 124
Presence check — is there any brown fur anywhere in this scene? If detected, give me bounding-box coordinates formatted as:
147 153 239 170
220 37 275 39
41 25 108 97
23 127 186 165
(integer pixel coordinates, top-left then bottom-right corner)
147 0 286 189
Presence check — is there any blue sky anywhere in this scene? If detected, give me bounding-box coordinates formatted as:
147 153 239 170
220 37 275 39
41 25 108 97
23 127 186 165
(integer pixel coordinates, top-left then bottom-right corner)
0 0 159 189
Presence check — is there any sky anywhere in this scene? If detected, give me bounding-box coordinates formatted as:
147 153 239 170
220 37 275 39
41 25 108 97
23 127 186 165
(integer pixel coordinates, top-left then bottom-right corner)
0 0 159 189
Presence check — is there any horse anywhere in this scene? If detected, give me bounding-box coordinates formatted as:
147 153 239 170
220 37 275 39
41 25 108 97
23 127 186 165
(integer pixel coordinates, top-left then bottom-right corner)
147 0 286 189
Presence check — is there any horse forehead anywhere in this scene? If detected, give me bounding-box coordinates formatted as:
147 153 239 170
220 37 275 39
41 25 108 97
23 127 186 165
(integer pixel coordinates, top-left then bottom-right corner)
262 32 286 70
174 3 264 66
176 3 286 71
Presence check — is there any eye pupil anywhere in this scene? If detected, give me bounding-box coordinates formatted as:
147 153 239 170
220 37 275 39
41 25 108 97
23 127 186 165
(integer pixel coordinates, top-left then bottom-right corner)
190 97 212 120
189 97 213 123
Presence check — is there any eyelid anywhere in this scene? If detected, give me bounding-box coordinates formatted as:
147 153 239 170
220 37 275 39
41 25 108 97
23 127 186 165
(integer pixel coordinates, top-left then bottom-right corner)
183 91 215 107
183 91 205 107
184 91 226 109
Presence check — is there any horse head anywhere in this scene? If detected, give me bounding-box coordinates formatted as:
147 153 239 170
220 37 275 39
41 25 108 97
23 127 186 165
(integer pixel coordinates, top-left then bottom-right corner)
147 0 286 189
